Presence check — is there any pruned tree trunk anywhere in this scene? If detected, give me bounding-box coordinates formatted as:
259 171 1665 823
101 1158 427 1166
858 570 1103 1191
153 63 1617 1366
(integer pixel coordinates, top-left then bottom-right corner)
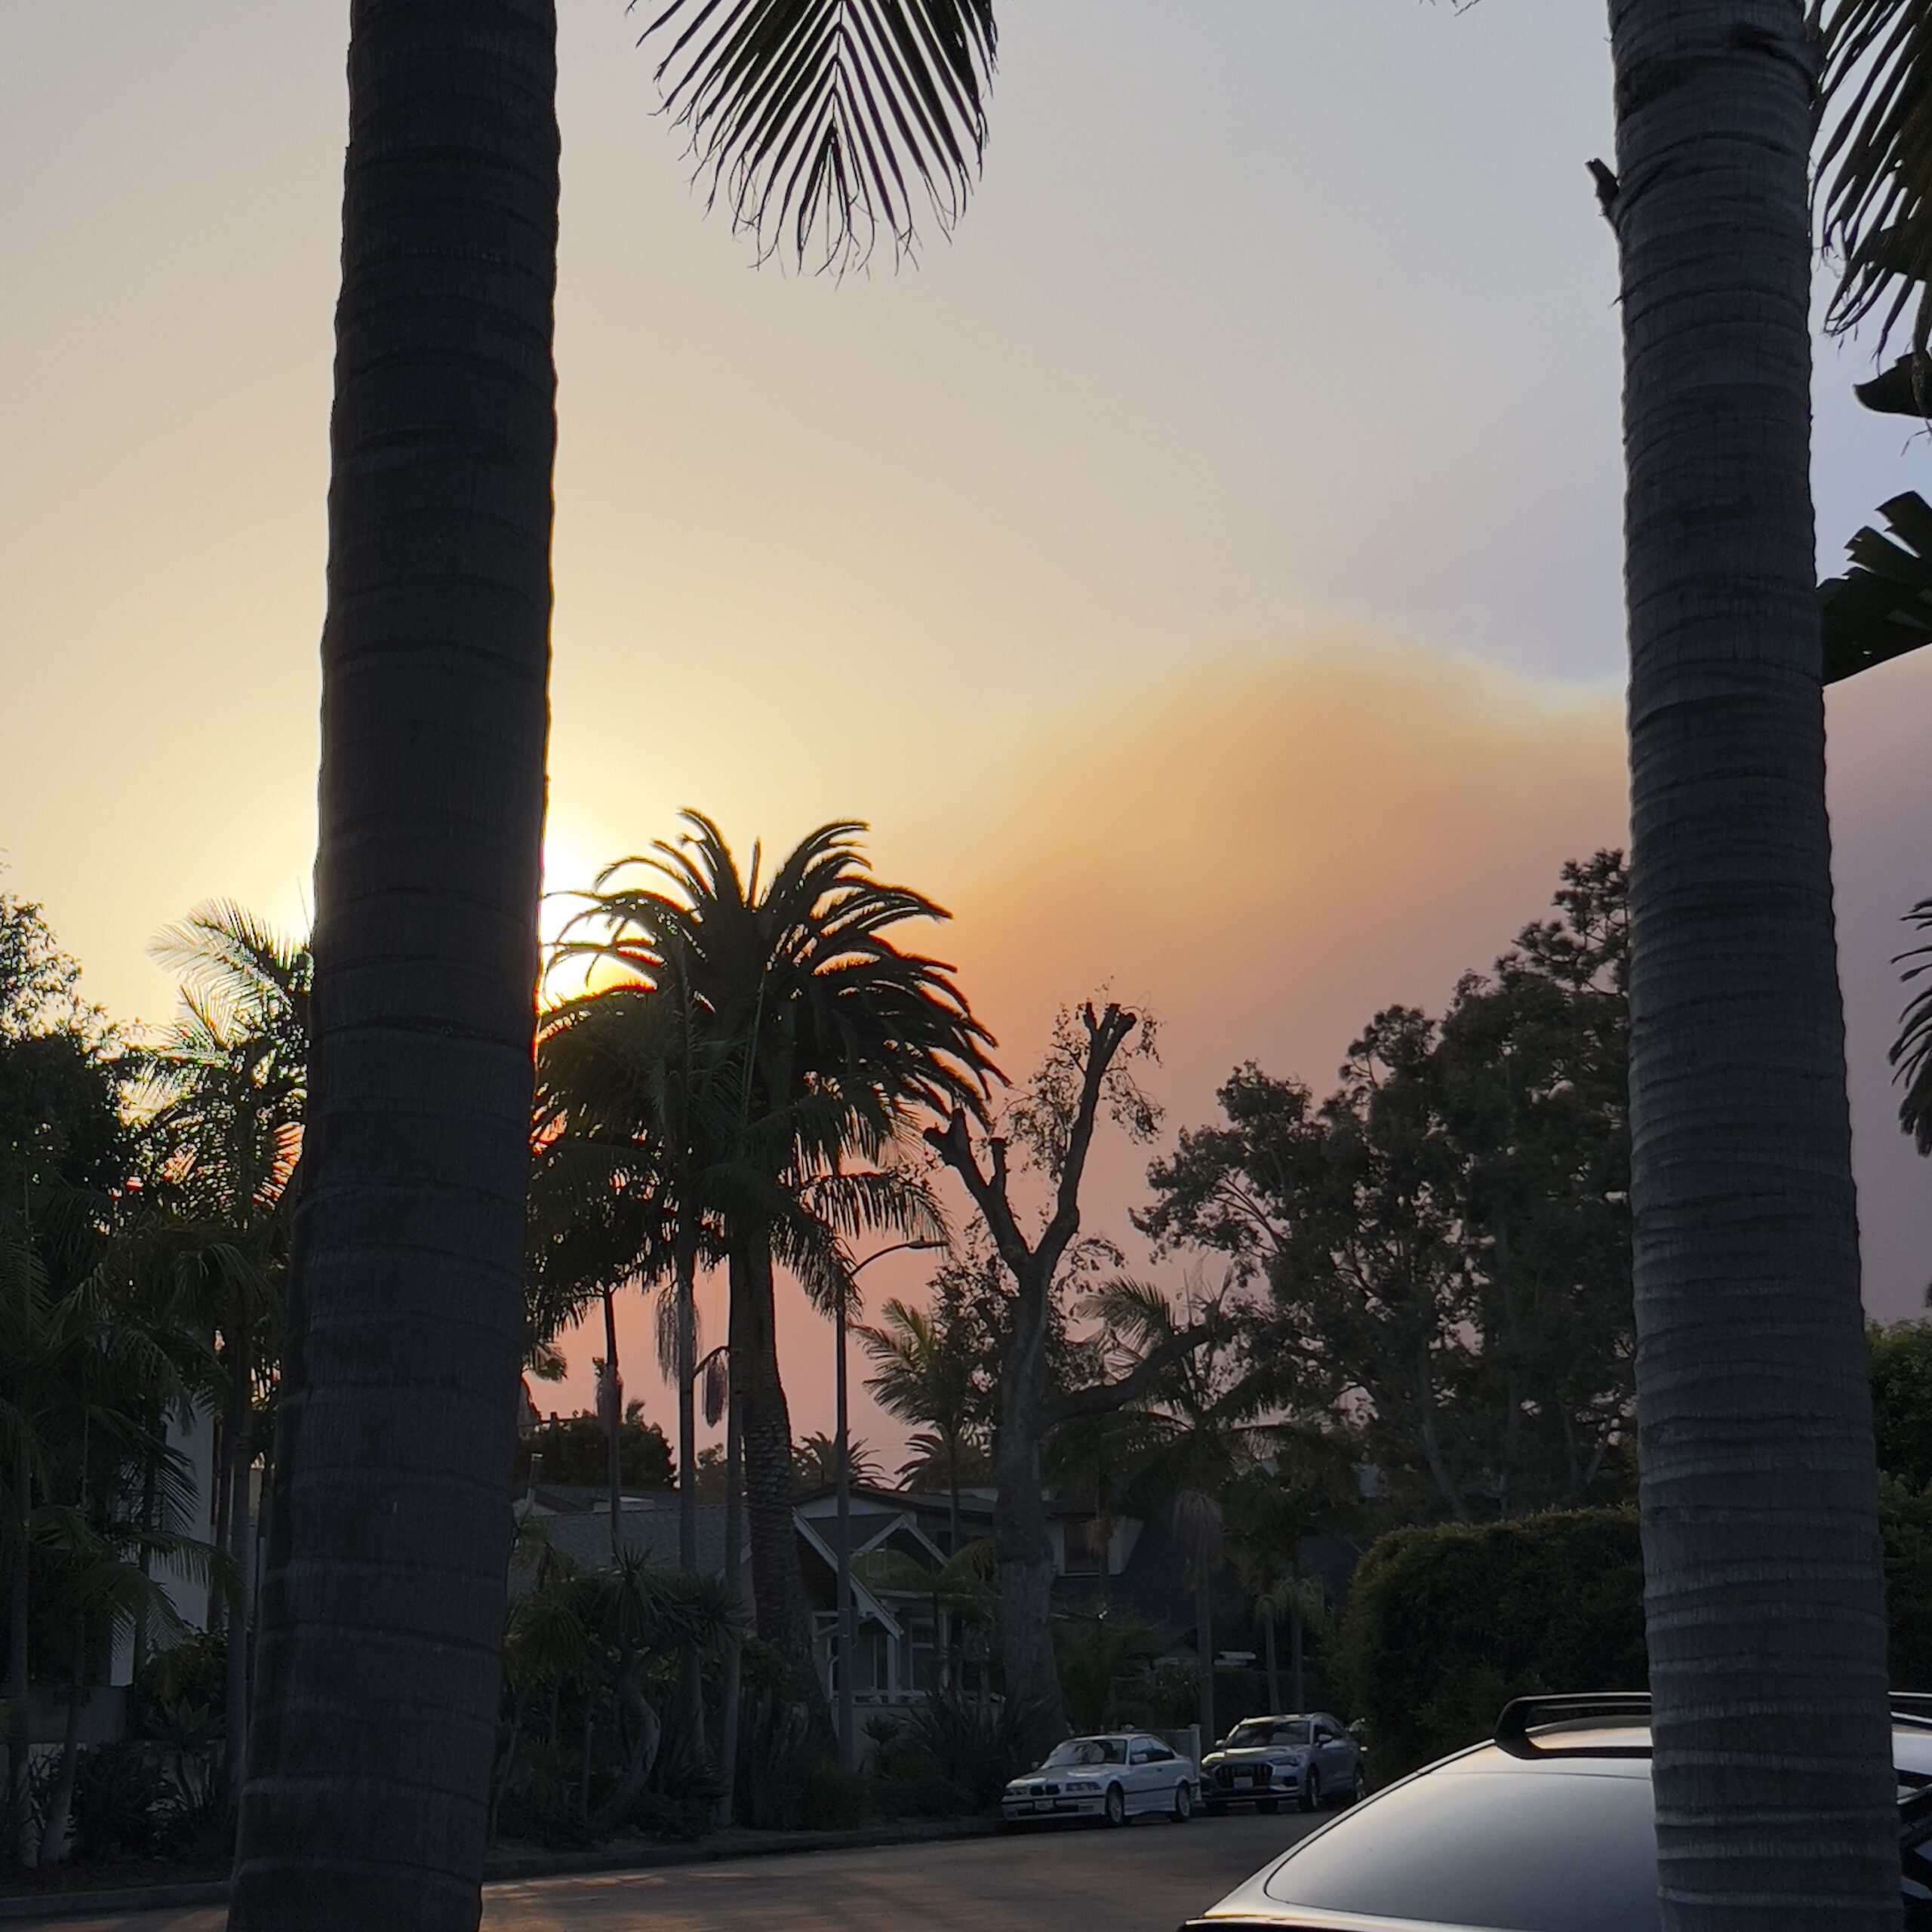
1263 1614 1279 1716
229 4 559 1925
927 1004 1182 1767
991 1290 1062 1758
1606 4 1896 1924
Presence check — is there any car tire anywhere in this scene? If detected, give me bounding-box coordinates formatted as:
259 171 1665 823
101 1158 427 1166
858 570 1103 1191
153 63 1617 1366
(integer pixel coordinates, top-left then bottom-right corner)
1171 1782 1194 1823
1300 1772 1322 1814
1256 1796 1279 1815
1103 1783 1127 1828
1347 1768 1367 1806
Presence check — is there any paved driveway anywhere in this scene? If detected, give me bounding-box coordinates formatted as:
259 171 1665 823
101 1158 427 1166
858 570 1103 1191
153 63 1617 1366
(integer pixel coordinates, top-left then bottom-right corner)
59 1810 1315 1932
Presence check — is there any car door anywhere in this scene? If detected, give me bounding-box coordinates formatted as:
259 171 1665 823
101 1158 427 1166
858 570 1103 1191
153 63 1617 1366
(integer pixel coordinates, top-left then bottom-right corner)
1142 1738 1182 1807
1313 1721 1351 1789
1128 1738 1164 1812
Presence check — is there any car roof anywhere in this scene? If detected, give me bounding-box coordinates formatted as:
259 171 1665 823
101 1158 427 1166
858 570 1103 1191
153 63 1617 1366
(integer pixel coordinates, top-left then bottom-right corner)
1195 1718 1932 1927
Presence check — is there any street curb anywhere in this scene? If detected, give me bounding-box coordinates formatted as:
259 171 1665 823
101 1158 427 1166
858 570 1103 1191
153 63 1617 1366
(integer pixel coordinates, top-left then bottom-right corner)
0 1817 1001 1921
0 1881 230 1921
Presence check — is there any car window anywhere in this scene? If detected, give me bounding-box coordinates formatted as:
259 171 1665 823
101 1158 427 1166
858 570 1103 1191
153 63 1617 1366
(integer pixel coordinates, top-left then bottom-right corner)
1231 1719 1312 1747
1130 1743 1155 1764
1263 1761 1662 1932
1146 1743 1175 1762
1043 1739 1125 1768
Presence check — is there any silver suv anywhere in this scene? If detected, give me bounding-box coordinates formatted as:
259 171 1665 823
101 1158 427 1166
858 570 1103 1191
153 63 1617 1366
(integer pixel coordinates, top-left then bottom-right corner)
1200 1711 1364 1816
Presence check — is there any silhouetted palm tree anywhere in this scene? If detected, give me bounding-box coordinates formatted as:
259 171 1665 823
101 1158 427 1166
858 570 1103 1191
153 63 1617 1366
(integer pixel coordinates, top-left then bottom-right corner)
561 815 995 1713
135 903 308 1806
860 1291 985 1551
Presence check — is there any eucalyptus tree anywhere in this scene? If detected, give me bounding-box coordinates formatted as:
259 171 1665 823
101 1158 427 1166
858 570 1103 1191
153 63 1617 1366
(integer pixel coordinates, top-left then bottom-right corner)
237 6 997 1921
926 1002 1213 1759
1596 5 1897 1921
560 815 989 1715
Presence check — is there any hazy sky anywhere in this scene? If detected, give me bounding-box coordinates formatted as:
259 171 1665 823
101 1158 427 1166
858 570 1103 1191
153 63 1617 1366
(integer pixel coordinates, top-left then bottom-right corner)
5 4 1930 1460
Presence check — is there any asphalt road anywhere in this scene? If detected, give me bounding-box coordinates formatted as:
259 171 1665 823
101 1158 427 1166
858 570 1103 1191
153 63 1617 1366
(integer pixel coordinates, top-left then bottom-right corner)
59 1810 1315 1932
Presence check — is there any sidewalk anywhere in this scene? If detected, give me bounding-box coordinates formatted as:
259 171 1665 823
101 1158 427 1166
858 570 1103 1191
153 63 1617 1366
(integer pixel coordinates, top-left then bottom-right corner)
0 1816 1000 1923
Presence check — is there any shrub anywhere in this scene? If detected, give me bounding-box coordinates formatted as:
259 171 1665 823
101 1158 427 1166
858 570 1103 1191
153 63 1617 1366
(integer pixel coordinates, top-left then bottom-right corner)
798 1761 867 1830
874 1768 960 1819
69 1743 172 1863
903 1685 1026 1810
1333 1507 1646 1780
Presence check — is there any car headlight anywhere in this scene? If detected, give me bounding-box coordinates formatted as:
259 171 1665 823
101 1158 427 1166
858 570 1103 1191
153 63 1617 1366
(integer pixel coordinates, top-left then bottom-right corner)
1065 1779 1100 1792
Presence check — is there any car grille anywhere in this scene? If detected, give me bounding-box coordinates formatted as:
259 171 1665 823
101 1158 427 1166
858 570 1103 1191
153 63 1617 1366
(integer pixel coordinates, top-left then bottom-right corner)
1017 1782 1061 1796
1212 1763 1271 1789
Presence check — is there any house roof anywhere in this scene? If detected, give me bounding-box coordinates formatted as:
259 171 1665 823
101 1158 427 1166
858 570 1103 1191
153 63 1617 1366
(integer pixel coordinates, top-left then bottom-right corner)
527 1498 732 1581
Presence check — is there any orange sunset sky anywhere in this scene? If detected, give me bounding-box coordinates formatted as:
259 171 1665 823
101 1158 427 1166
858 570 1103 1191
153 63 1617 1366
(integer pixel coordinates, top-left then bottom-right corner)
5 5 1932 1466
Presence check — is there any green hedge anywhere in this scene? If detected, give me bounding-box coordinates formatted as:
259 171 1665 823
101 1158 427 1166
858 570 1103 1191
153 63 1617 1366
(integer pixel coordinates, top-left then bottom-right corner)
1335 1494 1932 1782
1333 1508 1647 1780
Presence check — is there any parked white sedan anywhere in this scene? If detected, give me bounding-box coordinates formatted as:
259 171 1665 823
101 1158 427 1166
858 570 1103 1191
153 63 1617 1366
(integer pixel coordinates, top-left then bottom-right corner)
1001 1731 1201 1829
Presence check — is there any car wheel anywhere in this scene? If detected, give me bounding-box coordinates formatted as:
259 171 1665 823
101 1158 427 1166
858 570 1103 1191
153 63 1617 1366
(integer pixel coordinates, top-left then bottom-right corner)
1300 1771 1322 1814
1256 1795 1279 1815
1103 1783 1127 1828
1204 1798 1229 1818
1347 1767 1367 1806
1171 1781 1194 1823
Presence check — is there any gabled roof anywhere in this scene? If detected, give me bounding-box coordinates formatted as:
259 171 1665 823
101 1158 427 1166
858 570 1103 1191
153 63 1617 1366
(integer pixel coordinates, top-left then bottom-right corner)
794 1516 901 1638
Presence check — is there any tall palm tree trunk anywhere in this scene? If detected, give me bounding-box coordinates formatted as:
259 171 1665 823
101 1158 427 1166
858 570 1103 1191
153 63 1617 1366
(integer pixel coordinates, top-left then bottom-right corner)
715 1377 746 1827
601 1287 623 1562
224 1323 253 1805
1607 5 1895 1923
229 5 558 1927
674 1253 702 1740
731 1243 825 1721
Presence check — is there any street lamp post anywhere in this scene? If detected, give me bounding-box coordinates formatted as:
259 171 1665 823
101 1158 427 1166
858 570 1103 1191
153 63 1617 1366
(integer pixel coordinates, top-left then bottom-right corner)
835 1237 942 1773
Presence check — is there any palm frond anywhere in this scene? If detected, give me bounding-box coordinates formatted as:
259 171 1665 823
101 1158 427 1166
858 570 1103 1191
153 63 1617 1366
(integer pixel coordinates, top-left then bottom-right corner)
1820 491 1932 682
1821 0 1932 355
635 0 997 272
1894 897 1932 1153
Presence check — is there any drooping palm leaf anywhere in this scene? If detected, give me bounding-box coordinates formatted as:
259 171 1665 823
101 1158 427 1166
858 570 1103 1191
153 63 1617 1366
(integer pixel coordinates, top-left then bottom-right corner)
1894 898 1932 1154
1820 0 1932 355
1820 491 1932 682
635 0 996 270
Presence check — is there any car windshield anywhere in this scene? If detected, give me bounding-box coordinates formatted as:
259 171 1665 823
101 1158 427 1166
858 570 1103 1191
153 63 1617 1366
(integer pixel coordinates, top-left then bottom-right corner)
1042 1738 1126 1768
1229 1719 1313 1748
1263 1758 1661 1932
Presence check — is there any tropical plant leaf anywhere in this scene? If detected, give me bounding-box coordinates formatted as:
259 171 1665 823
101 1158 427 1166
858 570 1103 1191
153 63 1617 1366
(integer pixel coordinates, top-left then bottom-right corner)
1820 492 1932 683
1821 0 1932 355
1894 898 1932 1155
635 0 997 270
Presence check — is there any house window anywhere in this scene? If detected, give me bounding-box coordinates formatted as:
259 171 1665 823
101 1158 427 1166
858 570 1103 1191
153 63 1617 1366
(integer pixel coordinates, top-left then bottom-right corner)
1063 1516 1107 1577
